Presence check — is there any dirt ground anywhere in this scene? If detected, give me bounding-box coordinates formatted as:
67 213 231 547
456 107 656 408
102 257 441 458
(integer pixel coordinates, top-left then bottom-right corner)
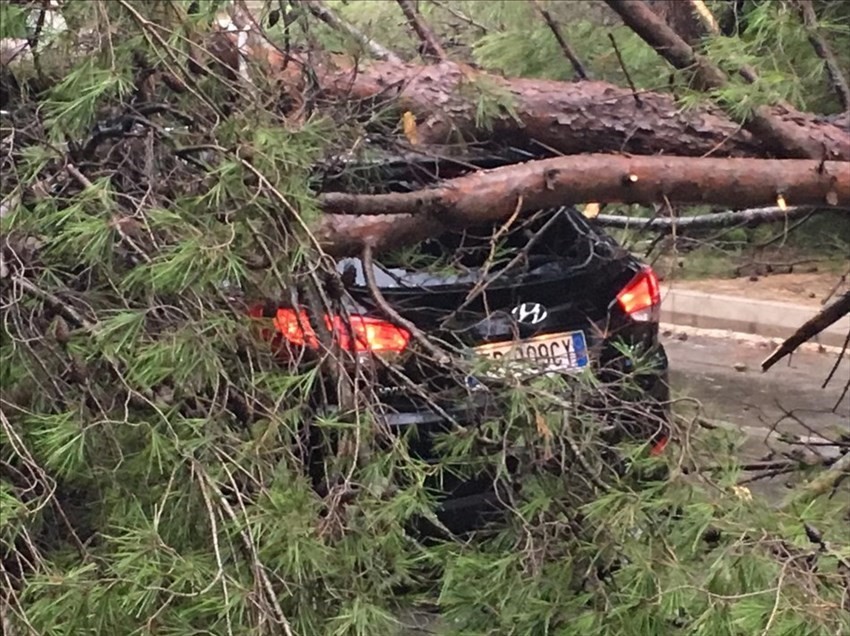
663 270 849 307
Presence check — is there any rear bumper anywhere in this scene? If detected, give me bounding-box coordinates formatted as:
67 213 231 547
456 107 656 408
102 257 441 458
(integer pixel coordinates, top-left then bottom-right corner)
377 345 670 429
373 349 670 529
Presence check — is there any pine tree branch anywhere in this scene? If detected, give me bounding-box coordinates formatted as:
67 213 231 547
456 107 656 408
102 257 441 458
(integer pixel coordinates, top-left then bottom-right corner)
685 1 761 81
608 33 641 104
361 244 450 364
687 0 720 35
192 461 296 636
795 0 850 113
303 0 401 63
604 0 826 158
529 0 589 80
212 30 850 159
317 155 848 255
319 155 849 216
762 291 850 372
396 0 447 61
428 0 488 33
10 275 96 332
781 451 850 510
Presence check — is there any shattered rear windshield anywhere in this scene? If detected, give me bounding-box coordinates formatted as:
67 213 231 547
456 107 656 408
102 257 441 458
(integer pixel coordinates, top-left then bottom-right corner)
339 207 622 289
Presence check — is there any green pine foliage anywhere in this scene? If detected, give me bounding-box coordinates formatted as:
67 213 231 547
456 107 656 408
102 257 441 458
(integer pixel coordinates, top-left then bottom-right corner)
1 1 848 635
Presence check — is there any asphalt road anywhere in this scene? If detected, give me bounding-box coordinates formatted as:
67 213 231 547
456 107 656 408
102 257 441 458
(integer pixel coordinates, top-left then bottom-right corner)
664 330 848 442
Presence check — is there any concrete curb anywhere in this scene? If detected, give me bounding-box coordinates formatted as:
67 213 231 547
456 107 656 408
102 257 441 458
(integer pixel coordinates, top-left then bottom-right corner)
659 286 850 349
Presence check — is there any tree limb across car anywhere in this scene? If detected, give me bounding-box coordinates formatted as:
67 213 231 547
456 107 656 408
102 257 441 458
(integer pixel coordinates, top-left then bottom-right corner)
316 154 848 254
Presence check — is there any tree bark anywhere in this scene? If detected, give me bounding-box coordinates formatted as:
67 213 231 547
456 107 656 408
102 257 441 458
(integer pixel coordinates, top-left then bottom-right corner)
214 25 850 161
317 154 849 255
313 59 850 161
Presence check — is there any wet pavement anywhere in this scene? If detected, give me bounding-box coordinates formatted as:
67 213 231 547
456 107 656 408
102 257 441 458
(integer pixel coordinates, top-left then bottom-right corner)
664 330 848 447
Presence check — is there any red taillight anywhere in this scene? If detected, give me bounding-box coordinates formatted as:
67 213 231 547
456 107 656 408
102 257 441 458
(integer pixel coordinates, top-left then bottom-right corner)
269 308 410 354
617 267 661 322
650 436 669 456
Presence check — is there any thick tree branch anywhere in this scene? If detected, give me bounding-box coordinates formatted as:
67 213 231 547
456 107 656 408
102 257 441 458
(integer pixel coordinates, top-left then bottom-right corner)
317 155 848 255
605 0 834 159
320 155 849 217
318 59 848 160
317 59 827 159
396 0 447 61
762 291 850 372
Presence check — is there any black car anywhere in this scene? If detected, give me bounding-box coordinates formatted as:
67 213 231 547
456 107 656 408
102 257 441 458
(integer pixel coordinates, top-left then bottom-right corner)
249 201 670 529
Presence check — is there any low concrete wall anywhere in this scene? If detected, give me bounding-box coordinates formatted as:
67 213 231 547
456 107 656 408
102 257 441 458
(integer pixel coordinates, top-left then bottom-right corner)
659 286 849 348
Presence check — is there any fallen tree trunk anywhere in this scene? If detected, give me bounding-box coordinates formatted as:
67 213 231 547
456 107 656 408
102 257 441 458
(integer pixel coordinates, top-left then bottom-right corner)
313 59 850 161
212 26 850 160
317 154 848 254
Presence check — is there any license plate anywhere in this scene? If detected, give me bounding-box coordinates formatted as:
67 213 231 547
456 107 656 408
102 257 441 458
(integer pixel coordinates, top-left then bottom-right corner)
473 330 589 376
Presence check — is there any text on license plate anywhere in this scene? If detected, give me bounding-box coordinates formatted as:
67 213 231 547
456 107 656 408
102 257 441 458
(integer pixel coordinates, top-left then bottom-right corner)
474 331 589 372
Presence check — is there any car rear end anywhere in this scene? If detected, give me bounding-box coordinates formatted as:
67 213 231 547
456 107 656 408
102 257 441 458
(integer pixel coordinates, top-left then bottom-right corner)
252 206 669 525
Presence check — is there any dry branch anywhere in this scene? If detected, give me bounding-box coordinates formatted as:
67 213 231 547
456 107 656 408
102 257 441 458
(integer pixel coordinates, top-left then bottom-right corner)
604 0 833 158
429 0 488 33
762 291 850 371
595 205 820 230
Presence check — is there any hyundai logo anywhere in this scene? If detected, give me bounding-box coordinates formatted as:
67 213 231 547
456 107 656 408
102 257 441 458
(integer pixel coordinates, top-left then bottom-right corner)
511 302 548 325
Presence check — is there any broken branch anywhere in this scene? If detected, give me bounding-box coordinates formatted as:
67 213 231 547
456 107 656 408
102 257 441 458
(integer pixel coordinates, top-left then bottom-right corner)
796 0 850 113
429 0 488 33
212 27 850 159
762 291 850 371
687 0 720 35
595 205 823 230
781 451 850 510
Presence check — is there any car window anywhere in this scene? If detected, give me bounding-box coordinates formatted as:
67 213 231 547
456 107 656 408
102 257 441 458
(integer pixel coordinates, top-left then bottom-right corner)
381 207 611 271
